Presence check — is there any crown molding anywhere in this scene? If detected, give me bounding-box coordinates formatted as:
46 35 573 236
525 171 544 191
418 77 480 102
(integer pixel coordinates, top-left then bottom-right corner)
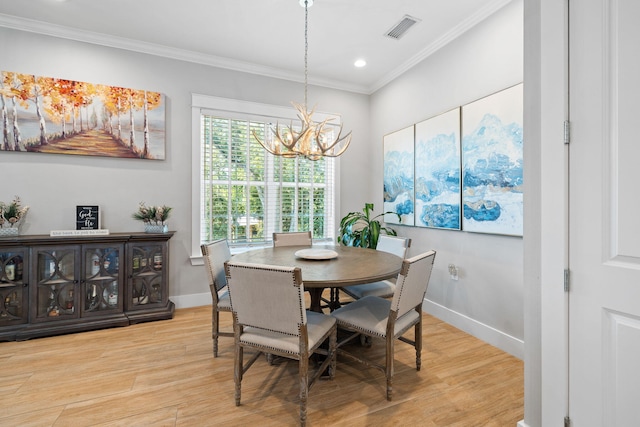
0 0 511 96
0 13 370 95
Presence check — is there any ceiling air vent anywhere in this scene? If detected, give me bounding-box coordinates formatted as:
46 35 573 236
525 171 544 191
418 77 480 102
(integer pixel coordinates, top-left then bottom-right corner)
385 15 421 40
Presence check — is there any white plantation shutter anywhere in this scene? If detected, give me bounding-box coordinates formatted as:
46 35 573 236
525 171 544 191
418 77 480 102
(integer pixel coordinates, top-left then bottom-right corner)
199 109 337 246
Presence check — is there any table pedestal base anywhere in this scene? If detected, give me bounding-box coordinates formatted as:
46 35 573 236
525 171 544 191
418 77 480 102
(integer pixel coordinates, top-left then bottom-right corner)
308 287 342 312
308 288 325 312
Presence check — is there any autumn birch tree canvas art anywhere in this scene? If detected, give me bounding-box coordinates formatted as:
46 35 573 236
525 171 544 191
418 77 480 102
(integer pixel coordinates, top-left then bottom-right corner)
0 71 165 159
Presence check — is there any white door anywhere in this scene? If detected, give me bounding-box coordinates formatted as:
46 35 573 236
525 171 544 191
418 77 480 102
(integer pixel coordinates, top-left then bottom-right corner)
569 0 640 425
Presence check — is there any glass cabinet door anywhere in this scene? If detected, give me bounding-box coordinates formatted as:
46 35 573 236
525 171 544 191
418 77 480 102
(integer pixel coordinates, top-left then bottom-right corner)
128 243 166 310
33 246 79 322
83 244 123 315
0 233 172 341
0 249 28 325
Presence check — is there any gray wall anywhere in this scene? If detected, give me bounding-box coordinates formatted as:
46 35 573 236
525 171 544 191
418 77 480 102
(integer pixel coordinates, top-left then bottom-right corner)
0 0 524 357
370 0 524 356
0 26 370 305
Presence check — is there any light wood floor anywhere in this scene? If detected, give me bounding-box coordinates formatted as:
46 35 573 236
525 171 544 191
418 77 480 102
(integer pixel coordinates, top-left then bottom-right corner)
0 305 523 426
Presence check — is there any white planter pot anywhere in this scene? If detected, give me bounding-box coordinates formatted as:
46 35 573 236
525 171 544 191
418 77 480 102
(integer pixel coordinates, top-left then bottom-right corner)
0 228 19 237
144 224 168 234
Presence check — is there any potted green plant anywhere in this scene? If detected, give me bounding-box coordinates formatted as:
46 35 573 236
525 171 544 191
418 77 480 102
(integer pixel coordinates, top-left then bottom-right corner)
132 202 172 233
337 202 400 248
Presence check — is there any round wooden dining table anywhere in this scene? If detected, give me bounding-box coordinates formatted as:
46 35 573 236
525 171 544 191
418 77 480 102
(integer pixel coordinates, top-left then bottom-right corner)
231 244 402 312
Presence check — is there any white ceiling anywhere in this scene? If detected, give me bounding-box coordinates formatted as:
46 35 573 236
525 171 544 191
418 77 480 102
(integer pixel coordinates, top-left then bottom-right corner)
0 0 510 94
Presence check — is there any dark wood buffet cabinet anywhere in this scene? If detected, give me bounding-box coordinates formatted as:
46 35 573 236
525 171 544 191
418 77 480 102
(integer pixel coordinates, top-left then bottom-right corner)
0 232 174 341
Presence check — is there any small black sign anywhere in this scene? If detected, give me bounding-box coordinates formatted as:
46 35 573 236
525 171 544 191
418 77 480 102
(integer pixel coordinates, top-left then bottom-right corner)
76 205 100 230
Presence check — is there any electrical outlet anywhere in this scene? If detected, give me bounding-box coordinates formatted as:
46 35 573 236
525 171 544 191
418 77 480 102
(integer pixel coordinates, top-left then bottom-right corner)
448 264 459 281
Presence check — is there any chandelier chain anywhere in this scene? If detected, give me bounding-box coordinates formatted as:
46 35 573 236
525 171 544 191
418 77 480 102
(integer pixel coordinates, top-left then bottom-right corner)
304 0 309 110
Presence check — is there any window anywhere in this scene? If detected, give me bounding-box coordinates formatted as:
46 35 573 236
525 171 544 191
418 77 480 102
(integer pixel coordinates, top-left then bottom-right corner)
192 95 339 256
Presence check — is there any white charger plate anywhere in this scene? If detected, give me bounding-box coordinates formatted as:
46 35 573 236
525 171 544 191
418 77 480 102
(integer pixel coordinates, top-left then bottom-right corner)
294 248 339 260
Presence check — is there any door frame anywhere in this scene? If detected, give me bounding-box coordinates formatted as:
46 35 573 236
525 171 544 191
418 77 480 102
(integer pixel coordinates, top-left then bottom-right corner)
523 0 570 425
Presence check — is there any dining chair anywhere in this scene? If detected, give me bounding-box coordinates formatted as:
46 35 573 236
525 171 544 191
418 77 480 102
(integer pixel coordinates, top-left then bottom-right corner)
330 250 436 401
224 261 337 426
341 235 411 301
200 239 233 357
272 230 335 311
272 231 312 247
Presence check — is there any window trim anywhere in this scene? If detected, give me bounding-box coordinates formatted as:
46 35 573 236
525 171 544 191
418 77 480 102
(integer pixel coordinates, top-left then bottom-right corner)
190 94 341 264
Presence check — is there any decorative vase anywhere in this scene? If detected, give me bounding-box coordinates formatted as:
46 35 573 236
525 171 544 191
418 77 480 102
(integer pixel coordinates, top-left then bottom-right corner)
0 228 19 237
144 224 168 234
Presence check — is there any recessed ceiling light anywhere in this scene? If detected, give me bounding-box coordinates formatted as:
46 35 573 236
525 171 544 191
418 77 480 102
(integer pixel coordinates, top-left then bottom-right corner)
354 59 367 68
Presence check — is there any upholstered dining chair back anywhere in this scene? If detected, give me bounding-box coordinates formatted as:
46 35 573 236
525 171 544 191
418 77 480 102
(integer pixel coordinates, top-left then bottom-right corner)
272 231 312 247
391 250 436 318
202 239 231 294
225 262 306 336
330 249 436 401
201 239 233 357
223 260 337 426
339 235 412 303
375 234 411 259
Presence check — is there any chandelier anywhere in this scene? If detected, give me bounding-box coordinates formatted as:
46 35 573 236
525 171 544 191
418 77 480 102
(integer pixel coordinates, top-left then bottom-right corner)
253 0 352 161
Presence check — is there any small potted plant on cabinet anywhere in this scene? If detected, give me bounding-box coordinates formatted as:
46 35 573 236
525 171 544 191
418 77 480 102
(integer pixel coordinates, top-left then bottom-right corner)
0 196 29 237
132 202 172 233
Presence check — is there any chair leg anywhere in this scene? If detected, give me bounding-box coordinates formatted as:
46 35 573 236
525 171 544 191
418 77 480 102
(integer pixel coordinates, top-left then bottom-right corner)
212 307 219 357
299 353 309 426
329 327 337 379
415 313 423 371
386 336 395 401
234 343 243 406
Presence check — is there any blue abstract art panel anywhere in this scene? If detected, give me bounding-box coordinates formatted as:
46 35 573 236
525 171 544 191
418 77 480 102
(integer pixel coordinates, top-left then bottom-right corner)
461 83 523 236
415 108 461 229
383 125 414 225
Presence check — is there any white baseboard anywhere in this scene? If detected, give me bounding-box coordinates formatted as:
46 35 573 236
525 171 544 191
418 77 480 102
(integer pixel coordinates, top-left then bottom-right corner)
170 292 212 309
423 299 524 360
517 420 528 427
170 294 524 360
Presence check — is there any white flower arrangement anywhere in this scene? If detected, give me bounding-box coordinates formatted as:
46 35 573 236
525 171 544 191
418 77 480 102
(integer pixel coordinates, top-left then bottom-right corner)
0 196 29 229
132 202 172 225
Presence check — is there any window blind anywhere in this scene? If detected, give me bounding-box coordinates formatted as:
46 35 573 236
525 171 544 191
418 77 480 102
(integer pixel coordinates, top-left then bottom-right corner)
200 113 336 246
